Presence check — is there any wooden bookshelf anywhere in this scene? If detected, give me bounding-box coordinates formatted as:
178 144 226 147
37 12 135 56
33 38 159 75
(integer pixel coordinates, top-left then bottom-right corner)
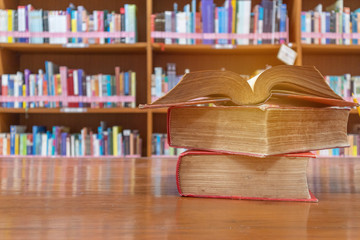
0 0 359 157
152 43 297 55
0 43 148 54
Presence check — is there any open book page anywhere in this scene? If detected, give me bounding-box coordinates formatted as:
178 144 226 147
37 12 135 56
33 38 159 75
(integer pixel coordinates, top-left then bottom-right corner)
139 65 358 109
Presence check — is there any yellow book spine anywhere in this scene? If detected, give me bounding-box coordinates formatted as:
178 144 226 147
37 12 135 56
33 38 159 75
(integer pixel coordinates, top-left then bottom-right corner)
113 126 119 156
15 134 19 155
7 10 13 43
231 0 236 45
23 85 26 108
71 15 77 43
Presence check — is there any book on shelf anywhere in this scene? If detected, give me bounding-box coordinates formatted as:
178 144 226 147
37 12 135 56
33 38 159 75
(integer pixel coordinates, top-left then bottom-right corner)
301 0 360 45
151 0 288 45
0 3 137 44
152 63 186 100
167 105 350 156
0 61 136 108
0 122 142 157
177 150 318 202
152 133 185 156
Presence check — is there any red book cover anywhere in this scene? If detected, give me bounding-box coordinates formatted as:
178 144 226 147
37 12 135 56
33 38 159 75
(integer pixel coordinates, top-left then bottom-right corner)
176 150 318 202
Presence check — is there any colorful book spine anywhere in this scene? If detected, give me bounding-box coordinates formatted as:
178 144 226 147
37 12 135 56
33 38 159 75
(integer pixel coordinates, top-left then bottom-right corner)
0 62 137 109
0 124 141 157
0 5 137 44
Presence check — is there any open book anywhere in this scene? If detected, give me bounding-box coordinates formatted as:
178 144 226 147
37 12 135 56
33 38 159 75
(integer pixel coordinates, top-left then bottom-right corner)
140 65 357 108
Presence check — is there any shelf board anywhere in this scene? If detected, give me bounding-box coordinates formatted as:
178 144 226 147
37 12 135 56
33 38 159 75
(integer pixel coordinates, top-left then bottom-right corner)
151 109 168 114
0 107 146 114
302 44 360 55
0 42 148 54
152 43 295 55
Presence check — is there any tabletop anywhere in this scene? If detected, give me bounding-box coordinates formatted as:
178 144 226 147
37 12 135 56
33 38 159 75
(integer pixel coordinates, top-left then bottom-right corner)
0 156 359 240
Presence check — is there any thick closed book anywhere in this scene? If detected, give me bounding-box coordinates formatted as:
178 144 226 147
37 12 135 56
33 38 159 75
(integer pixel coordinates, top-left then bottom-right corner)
167 106 349 156
140 65 357 109
176 150 318 202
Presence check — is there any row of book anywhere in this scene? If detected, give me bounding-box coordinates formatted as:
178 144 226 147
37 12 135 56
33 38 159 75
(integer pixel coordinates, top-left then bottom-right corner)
301 1 360 45
0 4 137 44
152 63 186 99
0 61 136 108
315 134 360 157
325 74 360 98
152 133 186 156
152 0 288 45
0 122 142 157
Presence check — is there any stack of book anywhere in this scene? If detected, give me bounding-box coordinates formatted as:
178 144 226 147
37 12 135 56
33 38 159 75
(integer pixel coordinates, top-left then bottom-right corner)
301 0 360 45
0 61 136 108
152 0 288 45
141 65 356 202
0 3 137 44
152 133 186 156
0 122 141 157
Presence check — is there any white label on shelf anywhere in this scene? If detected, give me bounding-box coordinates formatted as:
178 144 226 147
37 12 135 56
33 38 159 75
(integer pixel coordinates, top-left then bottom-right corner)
63 43 89 48
213 44 235 49
277 44 297 65
61 108 87 113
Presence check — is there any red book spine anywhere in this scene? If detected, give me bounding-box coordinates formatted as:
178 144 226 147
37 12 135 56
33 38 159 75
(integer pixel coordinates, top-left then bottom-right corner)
151 14 155 43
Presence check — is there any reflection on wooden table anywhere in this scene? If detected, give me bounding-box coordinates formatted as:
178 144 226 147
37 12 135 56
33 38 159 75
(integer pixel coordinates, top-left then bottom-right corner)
0 157 359 239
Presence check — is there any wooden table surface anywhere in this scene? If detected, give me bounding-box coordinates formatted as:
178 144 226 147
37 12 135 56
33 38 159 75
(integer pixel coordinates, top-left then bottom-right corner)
0 157 359 240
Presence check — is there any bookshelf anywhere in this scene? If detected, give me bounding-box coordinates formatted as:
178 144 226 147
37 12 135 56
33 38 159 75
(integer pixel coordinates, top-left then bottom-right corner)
0 0 359 157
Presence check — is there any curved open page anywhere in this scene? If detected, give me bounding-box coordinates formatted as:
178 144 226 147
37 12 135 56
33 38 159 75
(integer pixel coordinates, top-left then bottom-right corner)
139 65 357 109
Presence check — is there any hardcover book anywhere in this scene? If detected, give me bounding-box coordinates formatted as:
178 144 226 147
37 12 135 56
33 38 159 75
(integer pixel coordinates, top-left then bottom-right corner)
167 105 350 156
177 150 318 202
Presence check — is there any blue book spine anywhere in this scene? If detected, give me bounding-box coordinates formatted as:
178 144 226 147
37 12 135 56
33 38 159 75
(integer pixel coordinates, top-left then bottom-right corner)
192 0 196 45
279 4 287 44
156 134 161 155
201 0 214 44
27 142 32 155
78 69 84 107
52 126 57 156
352 13 358 45
10 126 16 155
325 12 331 44
124 72 130 96
98 126 103 156
218 7 226 44
32 126 38 155
61 133 67 156
8 75 14 108
106 75 112 107
258 6 264 44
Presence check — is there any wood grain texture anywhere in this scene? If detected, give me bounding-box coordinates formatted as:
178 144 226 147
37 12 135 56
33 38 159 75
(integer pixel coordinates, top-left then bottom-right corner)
0 157 359 239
